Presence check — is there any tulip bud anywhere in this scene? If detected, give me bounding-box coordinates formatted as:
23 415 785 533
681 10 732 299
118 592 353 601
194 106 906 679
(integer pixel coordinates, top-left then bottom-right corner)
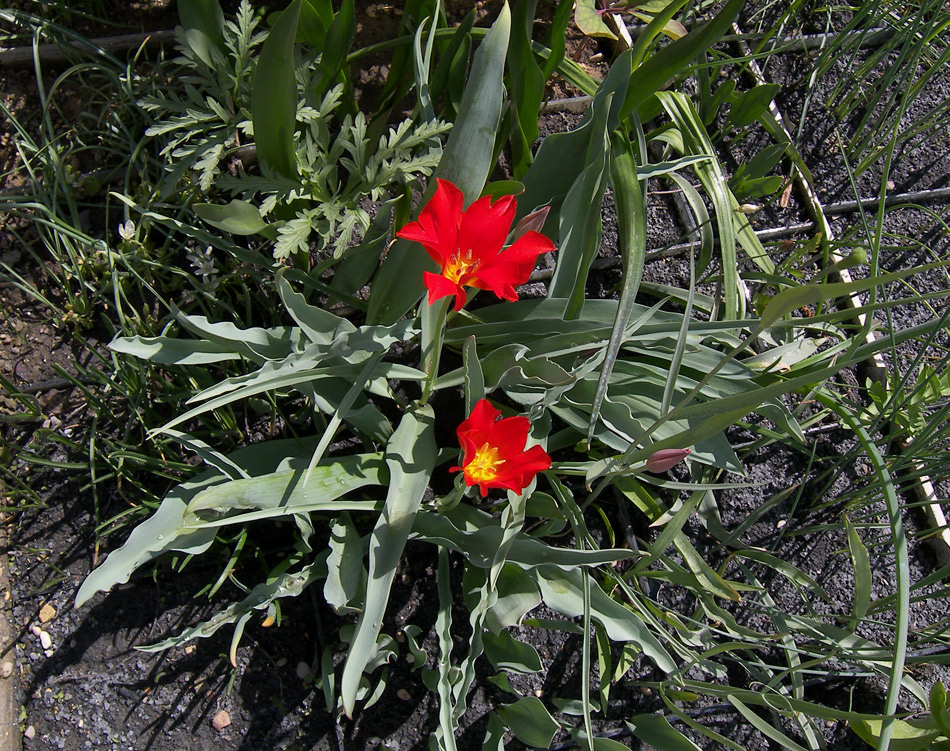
645 448 691 473
513 205 551 240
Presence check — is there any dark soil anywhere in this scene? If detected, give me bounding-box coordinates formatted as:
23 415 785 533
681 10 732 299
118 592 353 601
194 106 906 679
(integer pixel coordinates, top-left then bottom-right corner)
2 3 950 751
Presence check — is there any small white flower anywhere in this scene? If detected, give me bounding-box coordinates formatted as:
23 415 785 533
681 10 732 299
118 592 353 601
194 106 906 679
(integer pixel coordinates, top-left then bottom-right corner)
118 220 135 241
186 245 220 291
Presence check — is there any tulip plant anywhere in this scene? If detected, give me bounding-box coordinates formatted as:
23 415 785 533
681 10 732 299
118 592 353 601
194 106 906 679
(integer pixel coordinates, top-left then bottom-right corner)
67 0 950 748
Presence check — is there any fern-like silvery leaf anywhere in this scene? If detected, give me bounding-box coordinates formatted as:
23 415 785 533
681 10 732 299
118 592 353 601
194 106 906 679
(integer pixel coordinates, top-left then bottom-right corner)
275 213 314 260
332 211 362 259
194 142 226 192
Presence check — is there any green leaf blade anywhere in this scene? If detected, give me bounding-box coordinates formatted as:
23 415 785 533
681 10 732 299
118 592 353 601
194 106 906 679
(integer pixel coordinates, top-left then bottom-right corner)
340 404 436 717
252 0 302 179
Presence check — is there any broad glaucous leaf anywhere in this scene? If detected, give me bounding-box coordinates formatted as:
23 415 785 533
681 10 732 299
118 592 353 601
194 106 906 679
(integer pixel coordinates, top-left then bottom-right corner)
497 696 560 748
76 440 381 605
482 629 543 674
251 0 301 179
178 0 226 66
341 405 436 718
627 714 703 751
194 199 268 235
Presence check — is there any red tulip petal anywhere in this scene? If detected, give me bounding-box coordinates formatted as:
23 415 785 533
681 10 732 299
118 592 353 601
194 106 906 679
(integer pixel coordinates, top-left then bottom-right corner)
492 232 555 279
458 399 500 437
457 194 516 263
486 415 531 457
501 444 552 482
397 216 445 265
451 399 551 497
423 179 464 251
398 180 465 265
466 262 526 301
471 231 555 300
506 230 557 260
423 271 466 311
455 400 499 492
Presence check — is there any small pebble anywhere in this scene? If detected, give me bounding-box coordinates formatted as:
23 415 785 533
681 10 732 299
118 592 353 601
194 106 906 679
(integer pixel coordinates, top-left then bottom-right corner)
0 661 13 678
39 631 52 650
39 603 56 623
24 725 35 740
275 657 287 667
296 662 310 680
29 624 41 638
397 689 411 701
212 710 230 731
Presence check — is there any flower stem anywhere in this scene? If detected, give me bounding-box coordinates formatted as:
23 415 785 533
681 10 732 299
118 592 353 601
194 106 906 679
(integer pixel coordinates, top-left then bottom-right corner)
420 296 450 404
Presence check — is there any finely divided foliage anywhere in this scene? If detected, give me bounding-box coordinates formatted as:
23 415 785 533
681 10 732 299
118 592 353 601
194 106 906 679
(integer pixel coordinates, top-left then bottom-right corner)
142 0 449 260
139 1 264 193
2 0 950 748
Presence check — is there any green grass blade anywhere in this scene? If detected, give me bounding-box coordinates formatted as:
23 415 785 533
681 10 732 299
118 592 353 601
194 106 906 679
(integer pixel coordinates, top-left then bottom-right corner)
621 0 744 119
628 714 702 751
548 92 612 318
661 248 695 415
535 566 677 673
628 0 691 70
816 394 909 751
462 335 485 413
434 546 457 751
587 131 647 446
76 440 372 605
518 50 631 221
141 560 326 652
508 0 544 178
844 514 872 627
727 695 810 751
433 2 510 197
540 0 572 80
657 91 740 319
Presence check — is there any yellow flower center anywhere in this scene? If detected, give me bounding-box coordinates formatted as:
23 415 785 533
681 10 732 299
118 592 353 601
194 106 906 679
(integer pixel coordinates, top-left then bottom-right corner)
442 248 480 284
465 441 506 484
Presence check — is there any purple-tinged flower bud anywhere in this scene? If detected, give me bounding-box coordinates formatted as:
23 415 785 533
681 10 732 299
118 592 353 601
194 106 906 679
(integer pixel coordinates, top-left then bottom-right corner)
513 205 551 240
645 448 691 473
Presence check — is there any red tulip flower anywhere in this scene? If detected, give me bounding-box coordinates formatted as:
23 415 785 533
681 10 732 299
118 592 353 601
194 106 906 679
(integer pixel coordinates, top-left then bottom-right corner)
397 179 555 312
452 399 552 497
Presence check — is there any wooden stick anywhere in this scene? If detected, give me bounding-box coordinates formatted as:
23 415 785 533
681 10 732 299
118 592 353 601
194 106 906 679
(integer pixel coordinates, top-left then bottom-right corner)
0 29 176 68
